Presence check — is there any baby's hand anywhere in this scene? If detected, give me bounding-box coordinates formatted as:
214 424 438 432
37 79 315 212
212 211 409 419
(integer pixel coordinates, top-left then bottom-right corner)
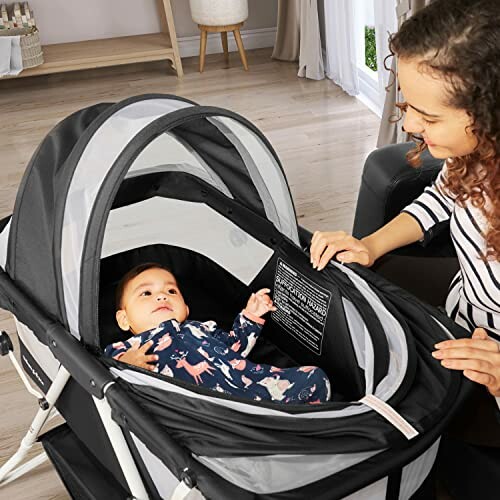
116 340 159 371
245 288 277 318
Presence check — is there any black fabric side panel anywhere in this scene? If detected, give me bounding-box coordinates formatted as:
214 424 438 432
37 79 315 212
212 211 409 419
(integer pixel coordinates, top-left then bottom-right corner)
116 378 409 457
438 438 500 500
56 379 129 489
0 267 54 343
385 468 402 500
19 338 52 393
40 423 129 500
173 118 265 217
7 103 112 324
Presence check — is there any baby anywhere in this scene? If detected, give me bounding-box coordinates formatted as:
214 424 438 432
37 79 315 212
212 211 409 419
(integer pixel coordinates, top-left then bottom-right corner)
104 263 330 404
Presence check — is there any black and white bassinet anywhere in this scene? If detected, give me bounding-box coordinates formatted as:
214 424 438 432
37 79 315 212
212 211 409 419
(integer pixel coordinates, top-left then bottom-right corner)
0 94 472 499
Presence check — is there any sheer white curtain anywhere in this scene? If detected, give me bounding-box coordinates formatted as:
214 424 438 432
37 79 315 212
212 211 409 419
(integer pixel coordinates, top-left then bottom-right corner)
323 0 359 96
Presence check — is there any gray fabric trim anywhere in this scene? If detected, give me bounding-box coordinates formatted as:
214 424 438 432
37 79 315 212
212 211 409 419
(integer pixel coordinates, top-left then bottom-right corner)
343 297 375 395
398 438 440 499
131 432 184 499
101 197 273 285
194 450 380 494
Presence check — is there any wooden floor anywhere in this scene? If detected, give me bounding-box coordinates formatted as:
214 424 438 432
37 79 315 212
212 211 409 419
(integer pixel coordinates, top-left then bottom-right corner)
0 48 379 499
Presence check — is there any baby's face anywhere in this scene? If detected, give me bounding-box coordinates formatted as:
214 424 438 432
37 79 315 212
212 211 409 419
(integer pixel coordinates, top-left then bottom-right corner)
116 268 189 334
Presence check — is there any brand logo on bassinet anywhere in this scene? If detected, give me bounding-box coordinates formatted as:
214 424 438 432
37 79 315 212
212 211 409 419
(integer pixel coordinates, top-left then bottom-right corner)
22 355 45 387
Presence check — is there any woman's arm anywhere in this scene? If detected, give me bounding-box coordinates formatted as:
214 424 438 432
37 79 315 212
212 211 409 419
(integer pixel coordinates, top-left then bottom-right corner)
310 212 423 270
311 163 455 270
362 212 425 261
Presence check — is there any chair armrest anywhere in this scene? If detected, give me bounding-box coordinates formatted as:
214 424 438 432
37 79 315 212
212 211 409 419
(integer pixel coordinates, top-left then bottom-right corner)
352 142 455 258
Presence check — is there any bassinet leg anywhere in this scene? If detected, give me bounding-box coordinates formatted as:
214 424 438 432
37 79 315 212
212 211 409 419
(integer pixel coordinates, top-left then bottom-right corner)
93 391 150 500
0 365 71 485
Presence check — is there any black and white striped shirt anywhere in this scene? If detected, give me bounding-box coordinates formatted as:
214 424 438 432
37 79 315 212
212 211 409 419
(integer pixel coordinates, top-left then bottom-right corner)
403 160 500 341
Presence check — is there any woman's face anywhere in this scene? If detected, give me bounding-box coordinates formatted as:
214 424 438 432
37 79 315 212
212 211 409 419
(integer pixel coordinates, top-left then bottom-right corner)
398 57 478 159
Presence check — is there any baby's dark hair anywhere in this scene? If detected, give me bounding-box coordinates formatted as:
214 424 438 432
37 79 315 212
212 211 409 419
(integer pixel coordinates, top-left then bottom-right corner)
115 262 173 310
389 0 500 260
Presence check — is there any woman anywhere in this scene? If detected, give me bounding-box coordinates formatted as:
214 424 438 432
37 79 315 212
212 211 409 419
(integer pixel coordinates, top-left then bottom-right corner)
310 0 499 497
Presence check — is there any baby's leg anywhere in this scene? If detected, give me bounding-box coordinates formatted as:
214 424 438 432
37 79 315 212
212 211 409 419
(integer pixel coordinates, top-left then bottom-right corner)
252 365 330 404
269 366 331 404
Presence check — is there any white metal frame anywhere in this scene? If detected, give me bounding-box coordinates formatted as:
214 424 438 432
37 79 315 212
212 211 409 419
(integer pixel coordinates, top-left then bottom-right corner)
93 385 150 500
0 343 198 499
0 363 69 486
0 348 151 498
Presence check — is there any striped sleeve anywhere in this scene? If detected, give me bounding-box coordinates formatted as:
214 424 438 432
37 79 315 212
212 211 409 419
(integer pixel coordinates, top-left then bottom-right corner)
401 162 455 244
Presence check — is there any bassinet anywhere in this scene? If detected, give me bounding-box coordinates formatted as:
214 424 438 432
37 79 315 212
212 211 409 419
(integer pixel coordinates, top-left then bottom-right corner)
0 94 471 499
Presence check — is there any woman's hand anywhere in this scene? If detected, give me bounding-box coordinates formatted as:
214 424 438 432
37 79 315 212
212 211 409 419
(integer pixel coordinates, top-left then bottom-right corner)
433 328 500 396
116 340 159 371
310 231 376 271
245 288 276 318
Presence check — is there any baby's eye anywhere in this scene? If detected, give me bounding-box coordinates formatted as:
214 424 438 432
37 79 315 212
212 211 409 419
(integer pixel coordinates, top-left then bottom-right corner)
168 288 178 295
140 290 151 297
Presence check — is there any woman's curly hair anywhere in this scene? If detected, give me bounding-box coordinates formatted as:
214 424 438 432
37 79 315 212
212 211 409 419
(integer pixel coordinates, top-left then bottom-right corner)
389 0 499 261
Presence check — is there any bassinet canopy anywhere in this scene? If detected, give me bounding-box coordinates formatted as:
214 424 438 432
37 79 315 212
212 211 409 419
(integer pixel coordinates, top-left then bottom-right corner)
4 94 299 343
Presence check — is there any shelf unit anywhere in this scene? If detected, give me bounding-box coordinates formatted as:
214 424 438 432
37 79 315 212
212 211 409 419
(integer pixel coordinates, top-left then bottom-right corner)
6 0 183 79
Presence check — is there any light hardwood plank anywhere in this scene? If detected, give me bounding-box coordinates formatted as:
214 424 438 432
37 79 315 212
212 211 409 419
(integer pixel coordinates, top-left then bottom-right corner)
0 48 379 499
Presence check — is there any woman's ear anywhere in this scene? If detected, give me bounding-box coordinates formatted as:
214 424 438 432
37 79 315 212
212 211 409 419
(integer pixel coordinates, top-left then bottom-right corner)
116 309 130 331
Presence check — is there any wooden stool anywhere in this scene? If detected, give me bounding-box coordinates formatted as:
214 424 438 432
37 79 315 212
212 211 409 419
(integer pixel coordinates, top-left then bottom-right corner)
198 22 248 72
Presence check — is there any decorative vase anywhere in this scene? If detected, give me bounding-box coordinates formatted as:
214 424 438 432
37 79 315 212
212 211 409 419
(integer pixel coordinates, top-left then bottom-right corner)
189 0 248 26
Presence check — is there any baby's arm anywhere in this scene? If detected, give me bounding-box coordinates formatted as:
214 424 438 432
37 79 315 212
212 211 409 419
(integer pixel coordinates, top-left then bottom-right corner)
104 340 132 359
104 339 159 371
210 289 276 357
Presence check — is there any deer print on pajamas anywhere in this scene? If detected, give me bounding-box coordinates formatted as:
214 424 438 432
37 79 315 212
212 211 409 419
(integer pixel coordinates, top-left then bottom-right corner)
105 312 331 403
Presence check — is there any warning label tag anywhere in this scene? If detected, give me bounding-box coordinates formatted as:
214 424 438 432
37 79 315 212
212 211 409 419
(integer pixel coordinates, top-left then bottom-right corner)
271 258 332 355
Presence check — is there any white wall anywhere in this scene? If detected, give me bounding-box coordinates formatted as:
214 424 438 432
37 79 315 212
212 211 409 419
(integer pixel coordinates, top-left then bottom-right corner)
27 0 277 45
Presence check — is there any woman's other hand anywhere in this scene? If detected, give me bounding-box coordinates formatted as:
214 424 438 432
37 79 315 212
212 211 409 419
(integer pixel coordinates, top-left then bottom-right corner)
433 328 500 397
310 231 376 271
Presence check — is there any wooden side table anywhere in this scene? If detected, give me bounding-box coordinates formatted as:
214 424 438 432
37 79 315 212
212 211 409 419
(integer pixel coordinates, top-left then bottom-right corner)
198 22 248 72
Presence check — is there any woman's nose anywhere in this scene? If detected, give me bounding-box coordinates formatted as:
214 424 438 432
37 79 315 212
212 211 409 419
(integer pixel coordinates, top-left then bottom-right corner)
403 109 424 135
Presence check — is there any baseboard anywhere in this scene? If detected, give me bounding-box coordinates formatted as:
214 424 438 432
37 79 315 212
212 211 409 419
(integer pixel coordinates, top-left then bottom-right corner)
357 66 382 117
177 27 277 58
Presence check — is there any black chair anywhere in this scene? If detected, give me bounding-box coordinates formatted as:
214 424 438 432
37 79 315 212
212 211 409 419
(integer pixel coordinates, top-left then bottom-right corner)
352 142 459 306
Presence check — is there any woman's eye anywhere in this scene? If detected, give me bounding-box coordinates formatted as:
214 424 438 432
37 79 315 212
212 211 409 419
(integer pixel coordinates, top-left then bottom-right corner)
422 118 437 125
